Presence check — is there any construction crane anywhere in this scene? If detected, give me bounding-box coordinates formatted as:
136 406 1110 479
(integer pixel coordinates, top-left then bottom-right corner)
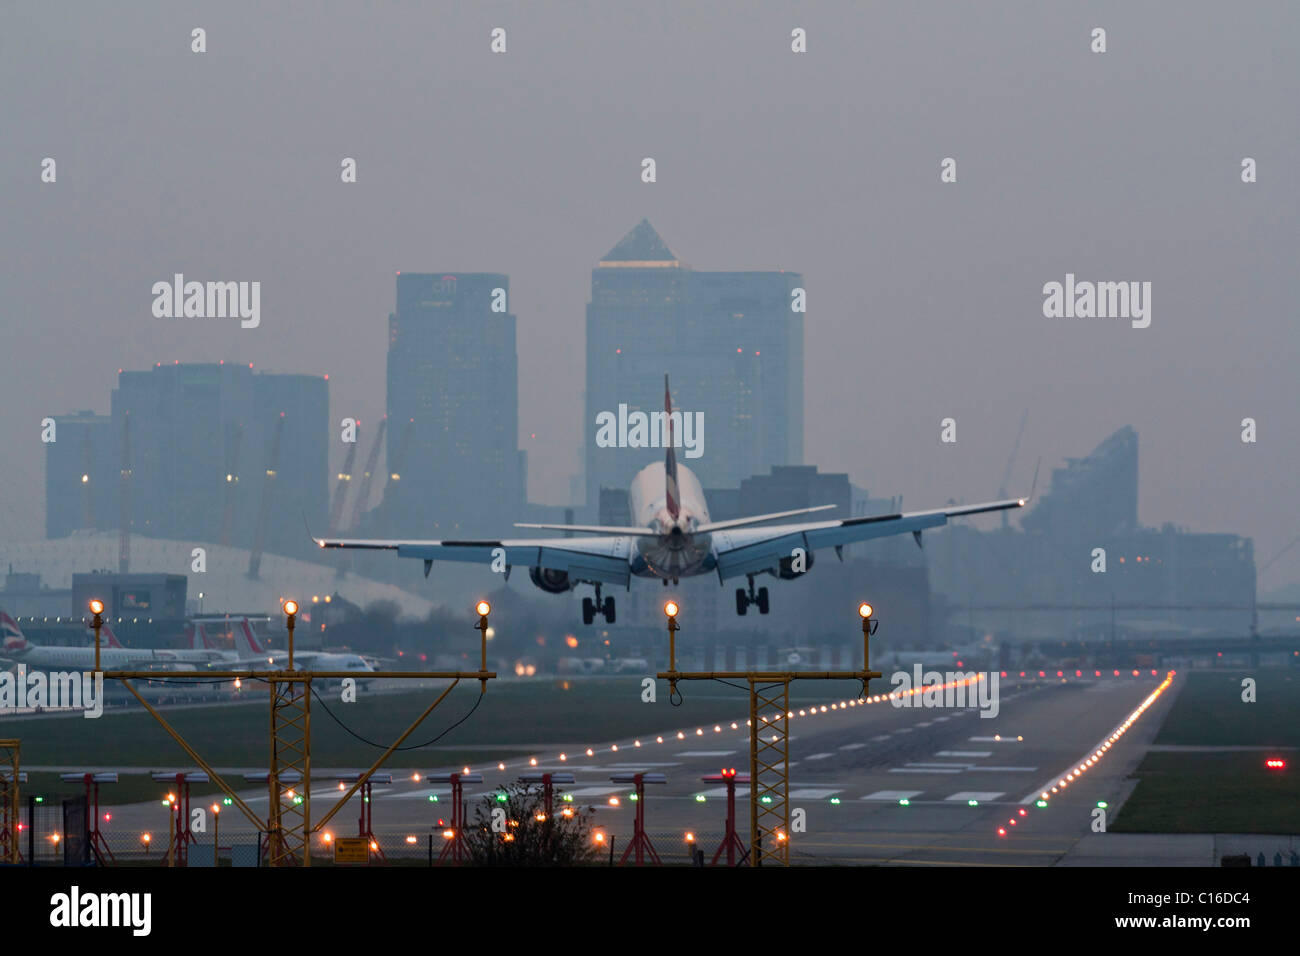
329 421 359 533
247 413 284 579
998 409 1028 530
118 413 132 573
218 424 242 547
377 417 413 536
347 416 386 532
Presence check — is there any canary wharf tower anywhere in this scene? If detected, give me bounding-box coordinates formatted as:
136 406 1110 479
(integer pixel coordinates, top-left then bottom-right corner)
583 220 804 514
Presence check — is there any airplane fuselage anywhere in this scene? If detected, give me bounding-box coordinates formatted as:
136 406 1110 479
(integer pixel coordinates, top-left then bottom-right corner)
627 461 715 581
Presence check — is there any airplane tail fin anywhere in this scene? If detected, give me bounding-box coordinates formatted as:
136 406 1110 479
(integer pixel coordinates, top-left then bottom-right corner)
1 611 28 651
238 618 265 655
664 374 680 519
185 622 214 651
197 623 217 650
100 622 124 649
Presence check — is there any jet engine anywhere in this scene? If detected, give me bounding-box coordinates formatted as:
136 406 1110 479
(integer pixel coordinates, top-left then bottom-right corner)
777 550 815 579
528 566 573 594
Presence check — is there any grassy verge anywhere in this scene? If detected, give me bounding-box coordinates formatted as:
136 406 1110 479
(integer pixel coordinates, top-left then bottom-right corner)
1114 668 1299 833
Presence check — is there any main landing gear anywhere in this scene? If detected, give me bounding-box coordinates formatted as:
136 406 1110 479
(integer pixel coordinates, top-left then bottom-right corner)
582 584 616 626
735 575 769 616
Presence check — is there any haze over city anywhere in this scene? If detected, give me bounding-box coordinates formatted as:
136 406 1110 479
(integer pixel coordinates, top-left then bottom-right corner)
2 1 1296 596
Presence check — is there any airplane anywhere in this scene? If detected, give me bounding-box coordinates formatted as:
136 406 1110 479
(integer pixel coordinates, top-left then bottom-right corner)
313 376 1031 626
0 611 172 670
226 618 375 678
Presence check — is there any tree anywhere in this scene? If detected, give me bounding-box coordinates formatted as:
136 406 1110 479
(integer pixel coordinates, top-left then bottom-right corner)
464 783 601 866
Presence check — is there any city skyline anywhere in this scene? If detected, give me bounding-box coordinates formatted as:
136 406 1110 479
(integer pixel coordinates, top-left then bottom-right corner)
3 2 1295 593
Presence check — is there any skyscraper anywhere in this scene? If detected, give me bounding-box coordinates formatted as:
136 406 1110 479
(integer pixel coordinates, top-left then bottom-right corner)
584 220 803 511
44 411 113 538
49 362 332 561
386 272 521 535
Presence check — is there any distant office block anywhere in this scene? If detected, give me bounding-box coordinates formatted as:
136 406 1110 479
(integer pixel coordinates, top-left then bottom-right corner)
50 363 332 561
385 272 521 536
44 411 114 538
584 220 803 512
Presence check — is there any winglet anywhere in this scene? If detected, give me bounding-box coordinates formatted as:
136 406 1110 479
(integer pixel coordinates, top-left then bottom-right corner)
304 512 324 549
1028 457 1041 502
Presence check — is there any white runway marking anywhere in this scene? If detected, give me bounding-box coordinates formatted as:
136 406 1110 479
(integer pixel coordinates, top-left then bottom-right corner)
895 728 914 734
870 735 892 741
889 768 962 774
916 721 933 727
936 750 993 758
566 786 624 797
974 766 1037 772
697 786 750 798
789 788 842 799
904 762 974 768
838 743 866 750
945 791 1005 802
805 753 834 761
386 788 451 801
932 716 951 722
862 790 922 801
677 751 735 757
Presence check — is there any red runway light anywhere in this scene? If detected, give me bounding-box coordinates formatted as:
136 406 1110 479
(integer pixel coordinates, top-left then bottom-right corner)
1266 759 1286 770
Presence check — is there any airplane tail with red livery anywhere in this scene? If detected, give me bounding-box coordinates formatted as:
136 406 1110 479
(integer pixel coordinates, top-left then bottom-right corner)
664 374 680 520
1 611 29 652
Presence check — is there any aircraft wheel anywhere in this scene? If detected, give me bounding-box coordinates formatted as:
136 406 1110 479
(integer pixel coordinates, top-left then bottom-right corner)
735 589 748 616
582 597 596 626
603 596 616 623
757 587 770 615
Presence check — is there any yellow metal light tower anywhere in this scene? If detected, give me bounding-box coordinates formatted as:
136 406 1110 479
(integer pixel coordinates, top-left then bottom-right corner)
0 739 19 864
99 595 498 867
657 600 882 867
267 599 310 867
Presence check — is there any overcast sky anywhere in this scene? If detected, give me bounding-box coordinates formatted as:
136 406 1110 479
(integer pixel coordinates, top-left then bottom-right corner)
2 2 1296 588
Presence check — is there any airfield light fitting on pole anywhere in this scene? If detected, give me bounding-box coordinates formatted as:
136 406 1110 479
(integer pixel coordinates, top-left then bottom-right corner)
89 599 105 671
858 602 872 619
282 600 298 668
474 601 491 691
663 601 681 699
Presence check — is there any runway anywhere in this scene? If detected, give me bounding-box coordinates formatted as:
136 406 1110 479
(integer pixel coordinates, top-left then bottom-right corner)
95 671 1181 865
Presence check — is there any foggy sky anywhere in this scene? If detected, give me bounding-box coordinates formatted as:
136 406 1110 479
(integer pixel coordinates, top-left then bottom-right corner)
2 2 1297 588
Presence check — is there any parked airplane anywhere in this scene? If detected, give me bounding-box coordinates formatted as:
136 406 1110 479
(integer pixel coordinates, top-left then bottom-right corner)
227 618 374 678
314 376 1030 625
0 612 169 670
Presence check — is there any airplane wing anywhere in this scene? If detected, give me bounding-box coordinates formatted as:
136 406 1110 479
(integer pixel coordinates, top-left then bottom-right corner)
312 534 634 586
711 497 1027 581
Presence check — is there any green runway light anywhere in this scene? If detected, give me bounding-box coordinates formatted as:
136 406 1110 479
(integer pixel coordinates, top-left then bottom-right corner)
695 794 706 803
496 794 508 802
563 794 573 802
830 797 841 805
967 799 979 806
898 798 910 806
1036 800 1048 808
222 798 232 806
34 797 43 803
761 796 772 804
1096 801 1108 808
427 794 439 802
629 793 638 801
